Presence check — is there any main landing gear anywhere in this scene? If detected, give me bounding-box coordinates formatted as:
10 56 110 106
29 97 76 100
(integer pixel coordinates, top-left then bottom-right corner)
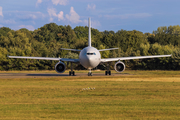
105 62 111 75
105 71 111 75
69 71 75 76
69 62 75 76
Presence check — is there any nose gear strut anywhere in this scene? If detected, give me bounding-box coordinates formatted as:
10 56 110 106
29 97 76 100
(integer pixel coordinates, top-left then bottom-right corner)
88 69 93 76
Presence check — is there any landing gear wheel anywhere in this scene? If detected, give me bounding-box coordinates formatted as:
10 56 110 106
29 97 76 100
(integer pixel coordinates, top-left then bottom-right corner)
109 71 111 75
105 71 111 75
88 72 93 76
69 71 75 76
105 71 107 75
105 62 111 75
69 62 75 76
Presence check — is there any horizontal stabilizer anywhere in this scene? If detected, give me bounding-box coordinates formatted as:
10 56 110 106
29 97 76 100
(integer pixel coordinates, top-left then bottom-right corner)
61 48 81 52
99 48 119 51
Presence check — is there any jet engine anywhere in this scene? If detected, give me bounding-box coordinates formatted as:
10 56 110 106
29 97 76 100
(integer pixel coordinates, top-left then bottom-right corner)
114 61 125 72
55 61 66 73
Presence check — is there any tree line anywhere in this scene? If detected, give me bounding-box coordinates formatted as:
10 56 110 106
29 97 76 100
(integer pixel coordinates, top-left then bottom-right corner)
0 23 180 71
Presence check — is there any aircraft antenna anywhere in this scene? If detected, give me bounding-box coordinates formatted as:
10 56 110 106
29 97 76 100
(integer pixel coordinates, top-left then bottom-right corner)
88 18 91 47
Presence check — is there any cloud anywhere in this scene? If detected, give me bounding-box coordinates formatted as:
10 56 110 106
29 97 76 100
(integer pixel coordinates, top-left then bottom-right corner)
104 13 152 19
47 7 82 24
47 8 57 17
3 19 16 24
0 6 3 17
18 25 35 31
87 4 96 11
47 8 57 22
51 0 68 5
0 18 16 24
47 8 64 22
92 20 101 28
36 0 42 7
66 7 82 24
19 14 37 20
57 11 64 21
14 11 46 21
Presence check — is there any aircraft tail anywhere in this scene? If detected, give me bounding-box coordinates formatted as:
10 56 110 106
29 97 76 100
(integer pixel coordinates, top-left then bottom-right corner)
88 18 91 47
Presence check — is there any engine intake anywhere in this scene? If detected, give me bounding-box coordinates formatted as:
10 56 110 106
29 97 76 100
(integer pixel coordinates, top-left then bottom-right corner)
114 61 125 72
55 61 66 73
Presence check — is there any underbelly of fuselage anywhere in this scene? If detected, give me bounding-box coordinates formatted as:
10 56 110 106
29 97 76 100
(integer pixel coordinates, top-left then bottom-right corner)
79 57 101 69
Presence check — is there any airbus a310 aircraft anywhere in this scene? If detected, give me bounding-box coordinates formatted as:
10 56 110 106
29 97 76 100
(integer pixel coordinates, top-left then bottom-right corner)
8 18 171 76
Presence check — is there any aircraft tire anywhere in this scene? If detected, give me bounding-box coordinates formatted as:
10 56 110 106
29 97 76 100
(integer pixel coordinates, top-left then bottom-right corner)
88 72 92 76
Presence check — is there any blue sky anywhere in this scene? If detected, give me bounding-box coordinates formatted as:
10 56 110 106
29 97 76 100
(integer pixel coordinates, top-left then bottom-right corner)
0 0 180 33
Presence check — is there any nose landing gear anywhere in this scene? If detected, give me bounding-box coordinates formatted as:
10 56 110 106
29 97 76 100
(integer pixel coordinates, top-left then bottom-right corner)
88 69 93 76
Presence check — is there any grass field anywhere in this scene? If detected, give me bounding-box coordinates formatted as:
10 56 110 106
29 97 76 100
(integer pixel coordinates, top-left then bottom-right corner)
0 70 180 119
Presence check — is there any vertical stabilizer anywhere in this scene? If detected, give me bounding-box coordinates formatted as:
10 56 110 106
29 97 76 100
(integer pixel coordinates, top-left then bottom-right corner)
88 18 91 47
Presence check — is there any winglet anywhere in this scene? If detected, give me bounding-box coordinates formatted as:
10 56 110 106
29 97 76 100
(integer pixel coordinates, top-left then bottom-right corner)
88 17 91 47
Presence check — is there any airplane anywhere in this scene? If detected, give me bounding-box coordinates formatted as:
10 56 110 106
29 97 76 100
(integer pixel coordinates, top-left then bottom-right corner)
8 18 171 76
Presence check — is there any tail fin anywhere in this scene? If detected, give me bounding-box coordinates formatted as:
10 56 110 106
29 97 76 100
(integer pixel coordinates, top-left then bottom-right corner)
88 18 91 47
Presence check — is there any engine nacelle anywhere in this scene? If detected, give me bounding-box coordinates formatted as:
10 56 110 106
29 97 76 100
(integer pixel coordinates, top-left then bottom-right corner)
114 61 125 72
55 61 66 73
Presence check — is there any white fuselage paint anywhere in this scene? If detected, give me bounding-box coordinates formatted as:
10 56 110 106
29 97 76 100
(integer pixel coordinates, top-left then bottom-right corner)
79 47 101 69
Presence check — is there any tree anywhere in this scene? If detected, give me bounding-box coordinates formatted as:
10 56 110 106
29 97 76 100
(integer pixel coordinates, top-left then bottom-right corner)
0 27 11 37
0 24 179 71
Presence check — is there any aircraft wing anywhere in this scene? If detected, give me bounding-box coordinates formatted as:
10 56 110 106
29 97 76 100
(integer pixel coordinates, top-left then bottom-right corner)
8 56 79 63
101 54 171 62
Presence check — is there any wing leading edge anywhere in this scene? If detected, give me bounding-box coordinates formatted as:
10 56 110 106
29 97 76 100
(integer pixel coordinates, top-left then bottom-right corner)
8 56 79 63
101 54 172 62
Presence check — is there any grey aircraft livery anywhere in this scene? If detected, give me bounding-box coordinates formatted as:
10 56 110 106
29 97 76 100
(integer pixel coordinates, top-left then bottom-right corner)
8 18 171 76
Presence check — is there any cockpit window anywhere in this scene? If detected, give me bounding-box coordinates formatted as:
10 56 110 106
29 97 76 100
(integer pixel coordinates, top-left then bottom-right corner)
87 53 96 55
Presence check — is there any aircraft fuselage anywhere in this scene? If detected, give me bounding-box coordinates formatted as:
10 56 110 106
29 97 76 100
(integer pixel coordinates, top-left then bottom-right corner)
79 47 101 69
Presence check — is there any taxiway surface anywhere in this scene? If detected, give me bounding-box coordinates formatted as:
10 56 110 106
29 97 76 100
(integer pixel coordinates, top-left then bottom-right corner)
0 72 131 79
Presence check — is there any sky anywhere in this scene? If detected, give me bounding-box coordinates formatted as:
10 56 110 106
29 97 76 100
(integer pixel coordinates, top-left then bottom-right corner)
0 0 180 33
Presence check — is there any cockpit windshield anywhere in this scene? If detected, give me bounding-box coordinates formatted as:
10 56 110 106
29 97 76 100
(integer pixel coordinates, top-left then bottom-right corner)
87 53 96 55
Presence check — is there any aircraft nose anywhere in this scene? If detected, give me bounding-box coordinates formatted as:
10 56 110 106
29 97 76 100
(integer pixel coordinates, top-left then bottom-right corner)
87 56 99 68
88 57 93 62
87 57 93 64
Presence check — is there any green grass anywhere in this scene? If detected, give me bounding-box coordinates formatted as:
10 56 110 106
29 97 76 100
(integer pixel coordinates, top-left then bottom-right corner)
0 71 180 119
